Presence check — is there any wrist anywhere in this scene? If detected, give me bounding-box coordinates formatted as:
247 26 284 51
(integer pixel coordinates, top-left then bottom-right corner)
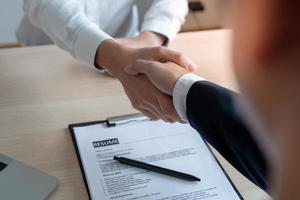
139 31 166 46
95 39 120 67
95 39 133 76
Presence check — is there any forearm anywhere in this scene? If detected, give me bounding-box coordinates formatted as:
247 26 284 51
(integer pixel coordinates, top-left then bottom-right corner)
24 0 111 66
137 31 167 46
184 80 268 190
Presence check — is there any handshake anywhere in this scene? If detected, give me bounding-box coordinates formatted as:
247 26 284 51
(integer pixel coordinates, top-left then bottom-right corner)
95 35 197 123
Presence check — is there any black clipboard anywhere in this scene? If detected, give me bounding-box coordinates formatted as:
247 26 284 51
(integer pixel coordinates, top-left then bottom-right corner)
68 113 243 200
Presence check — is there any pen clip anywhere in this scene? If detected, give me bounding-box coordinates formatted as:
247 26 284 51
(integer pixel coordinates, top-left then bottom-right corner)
106 113 149 127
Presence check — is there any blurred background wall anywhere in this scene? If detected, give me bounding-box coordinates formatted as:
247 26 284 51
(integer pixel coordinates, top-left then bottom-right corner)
0 0 222 48
182 0 222 32
0 0 23 47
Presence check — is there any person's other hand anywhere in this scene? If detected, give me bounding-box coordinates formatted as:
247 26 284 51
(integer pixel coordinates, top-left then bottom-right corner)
95 39 196 122
126 60 189 96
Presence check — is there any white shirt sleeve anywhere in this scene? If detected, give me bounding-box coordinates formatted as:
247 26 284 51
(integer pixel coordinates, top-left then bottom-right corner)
173 73 205 122
140 0 188 44
23 0 112 67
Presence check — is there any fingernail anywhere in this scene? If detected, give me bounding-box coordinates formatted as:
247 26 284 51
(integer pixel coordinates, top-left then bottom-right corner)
186 57 197 71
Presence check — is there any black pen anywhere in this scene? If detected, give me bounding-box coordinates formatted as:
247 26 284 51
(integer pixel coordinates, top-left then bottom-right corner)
113 156 200 182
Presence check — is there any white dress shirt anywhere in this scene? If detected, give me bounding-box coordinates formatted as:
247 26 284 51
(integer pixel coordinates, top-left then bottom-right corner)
17 0 188 67
173 73 205 122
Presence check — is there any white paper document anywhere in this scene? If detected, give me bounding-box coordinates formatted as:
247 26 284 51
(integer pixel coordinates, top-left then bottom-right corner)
72 120 241 200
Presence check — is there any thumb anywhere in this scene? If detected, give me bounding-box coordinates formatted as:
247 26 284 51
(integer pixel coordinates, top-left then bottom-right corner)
173 54 197 71
125 59 154 75
156 47 197 71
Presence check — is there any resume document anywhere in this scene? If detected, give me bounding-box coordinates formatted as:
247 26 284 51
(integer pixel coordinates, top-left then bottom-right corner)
72 120 241 200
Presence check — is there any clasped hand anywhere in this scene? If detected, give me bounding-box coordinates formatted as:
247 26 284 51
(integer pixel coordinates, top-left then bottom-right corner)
96 37 195 123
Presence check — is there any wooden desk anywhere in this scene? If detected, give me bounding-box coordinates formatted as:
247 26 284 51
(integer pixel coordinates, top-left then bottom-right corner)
0 30 270 200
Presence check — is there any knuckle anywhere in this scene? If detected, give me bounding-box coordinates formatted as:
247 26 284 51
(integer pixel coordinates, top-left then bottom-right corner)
162 104 175 117
132 104 138 110
142 110 157 120
148 63 156 71
174 53 185 62
165 110 175 119
156 46 162 52
131 101 140 110
156 46 164 55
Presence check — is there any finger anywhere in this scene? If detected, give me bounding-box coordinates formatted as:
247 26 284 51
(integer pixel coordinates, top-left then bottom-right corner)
125 59 155 75
140 104 162 119
141 92 174 123
144 101 173 123
140 109 159 121
132 102 161 121
155 47 197 71
104 70 115 77
156 93 182 123
130 96 162 121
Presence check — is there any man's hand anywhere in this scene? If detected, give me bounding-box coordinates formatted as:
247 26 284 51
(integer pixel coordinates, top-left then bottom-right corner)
104 32 167 77
95 39 196 122
118 73 184 122
95 39 196 76
126 60 189 96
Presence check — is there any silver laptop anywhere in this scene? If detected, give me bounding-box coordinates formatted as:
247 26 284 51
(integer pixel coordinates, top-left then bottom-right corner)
0 154 58 200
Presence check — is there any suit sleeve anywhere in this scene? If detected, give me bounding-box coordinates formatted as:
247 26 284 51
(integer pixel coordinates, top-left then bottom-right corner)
186 81 269 191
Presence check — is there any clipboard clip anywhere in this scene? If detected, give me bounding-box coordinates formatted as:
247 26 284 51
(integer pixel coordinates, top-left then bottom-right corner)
106 113 149 127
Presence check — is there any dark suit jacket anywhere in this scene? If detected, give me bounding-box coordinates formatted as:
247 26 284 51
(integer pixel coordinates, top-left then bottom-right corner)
186 81 268 191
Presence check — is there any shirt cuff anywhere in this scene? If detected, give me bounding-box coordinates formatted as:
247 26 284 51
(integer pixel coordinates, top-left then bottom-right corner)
141 18 180 46
173 73 205 122
73 22 112 67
